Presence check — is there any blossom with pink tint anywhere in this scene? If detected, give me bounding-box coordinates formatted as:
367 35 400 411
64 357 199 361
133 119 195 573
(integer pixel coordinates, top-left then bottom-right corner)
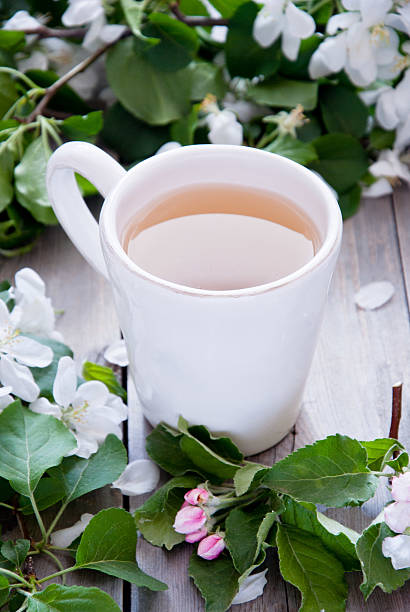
384 471 410 534
185 527 208 543
173 505 207 534
197 534 225 560
184 488 209 506
391 471 410 502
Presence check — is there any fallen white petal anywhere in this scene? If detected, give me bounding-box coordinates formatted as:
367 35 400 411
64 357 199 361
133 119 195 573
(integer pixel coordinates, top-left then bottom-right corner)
232 570 268 605
354 281 395 310
362 178 392 198
104 339 129 366
50 513 94 548
112 459 160 496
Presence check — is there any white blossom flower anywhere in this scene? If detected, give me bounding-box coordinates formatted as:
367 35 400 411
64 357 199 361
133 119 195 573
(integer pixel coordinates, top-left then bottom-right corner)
384 472 410 533
309 0 400 86
373 69 410 152
232 570 268 605
200 0 228 43
50 513 94 548
155 142 183 156
0 386 14 412
264 104 307 138
202 96 243 145
2 10 45 41
253 0 315 60
30 356 127 458
112 459 160 496
104 339 129 366
10 268 63 342
0 300 52 402
62 0 126 52
363 149 410 197
382 534 410 570
222 93 269 123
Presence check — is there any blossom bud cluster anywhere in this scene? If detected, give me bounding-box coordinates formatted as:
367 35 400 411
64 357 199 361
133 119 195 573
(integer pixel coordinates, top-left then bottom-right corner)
173 487 225 560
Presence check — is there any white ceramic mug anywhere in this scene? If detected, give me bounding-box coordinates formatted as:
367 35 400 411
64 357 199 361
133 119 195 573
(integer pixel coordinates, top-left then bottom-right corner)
46 143 342 455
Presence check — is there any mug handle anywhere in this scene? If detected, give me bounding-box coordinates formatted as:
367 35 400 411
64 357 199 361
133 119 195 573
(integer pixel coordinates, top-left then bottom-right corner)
46 141 127 279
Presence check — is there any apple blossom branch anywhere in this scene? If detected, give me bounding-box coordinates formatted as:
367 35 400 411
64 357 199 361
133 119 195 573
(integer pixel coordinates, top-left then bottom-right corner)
169 3 229 26
389 382 403 451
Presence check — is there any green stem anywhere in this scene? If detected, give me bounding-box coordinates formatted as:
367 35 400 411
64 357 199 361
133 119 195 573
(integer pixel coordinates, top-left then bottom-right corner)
0 67 39 90
256 128 279 149
15 600 28 612
0 568 31 587
0 501 14 510
37 566 77 585
42 550 67 585
308 0 332 14
29 491 47 544
45 501 69 543
48 545 77 553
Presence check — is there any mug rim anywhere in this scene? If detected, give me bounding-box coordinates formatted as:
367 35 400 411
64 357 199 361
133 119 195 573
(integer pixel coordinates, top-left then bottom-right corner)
101 144 343 297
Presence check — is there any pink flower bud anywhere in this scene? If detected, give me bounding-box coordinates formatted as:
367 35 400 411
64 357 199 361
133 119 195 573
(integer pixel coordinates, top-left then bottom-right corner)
181 500 190 509
185 526 208 543
184 488 209 506
391 472 410 503
197 534 225 560
173 505 207 534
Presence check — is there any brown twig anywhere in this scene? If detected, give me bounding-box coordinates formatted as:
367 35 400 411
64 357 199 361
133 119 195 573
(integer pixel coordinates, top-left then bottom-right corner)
389 382 403 449
170 3 229 26
10 25 87 39
23 31 131 124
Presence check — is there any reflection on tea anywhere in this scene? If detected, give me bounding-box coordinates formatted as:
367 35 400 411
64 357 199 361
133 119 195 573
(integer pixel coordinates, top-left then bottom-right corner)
123 184 319 290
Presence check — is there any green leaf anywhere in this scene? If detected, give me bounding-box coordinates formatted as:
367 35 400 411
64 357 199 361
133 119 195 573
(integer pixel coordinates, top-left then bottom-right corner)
320 85 368 137
106 37 191 125
264 134 318 165
120 0 159 45
315 0 333 24
0 30 25 51
0 74 18 118
0 574 9 607
369 127 395 150
248 77 318 111
360 438 404 471
234 462 268 496
75 508 167 590
76 174 98 197
225 506 277 574
0 119 19 141
25 70 91 115
146 424 207 477
19 477 66 514
170 105 198 145
0 148 14 213
277 524 348 612
28 337 73 401
1 539 30 567
209 0 247 17
188 554 239 612
280 36 321 79
386 451 409 471
48 434 127 504
226 2 281 78
15 138 58 225
189 62 227 101
60 111 103 141
27 584 122 612
309 134 369 193
102 102 169 163
82 361 127 401
0 476 13 502
178 417 242 482
338 184 362 220
0 203 43 256
0 401 76 497
263 434 378 507
356 522 410 599
281 498 360 571
135 475 199 549
143 13 199 72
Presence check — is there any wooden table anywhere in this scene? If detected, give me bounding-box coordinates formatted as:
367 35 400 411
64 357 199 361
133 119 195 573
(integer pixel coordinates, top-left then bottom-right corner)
2 189 410 611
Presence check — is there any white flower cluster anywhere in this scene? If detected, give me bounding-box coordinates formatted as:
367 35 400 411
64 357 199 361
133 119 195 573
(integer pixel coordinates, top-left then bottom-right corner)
2 0 125 101
382 471 410 570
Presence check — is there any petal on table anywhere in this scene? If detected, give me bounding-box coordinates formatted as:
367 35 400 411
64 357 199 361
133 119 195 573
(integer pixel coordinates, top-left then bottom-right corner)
354 281 394 310
232 570 268 605
50 513 94 548
112 459 160 496
362 178 393 198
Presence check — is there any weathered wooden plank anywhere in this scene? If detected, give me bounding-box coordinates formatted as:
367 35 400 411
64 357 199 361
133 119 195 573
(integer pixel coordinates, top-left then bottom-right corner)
0 223 123 604
128 191 410 611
